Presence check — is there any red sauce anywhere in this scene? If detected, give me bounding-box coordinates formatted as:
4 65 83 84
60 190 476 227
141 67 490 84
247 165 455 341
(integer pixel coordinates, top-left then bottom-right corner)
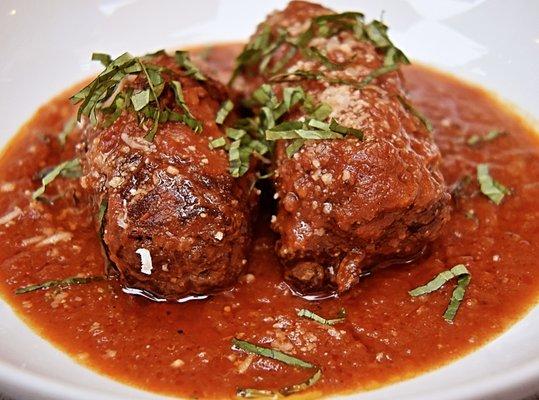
0 44 538 398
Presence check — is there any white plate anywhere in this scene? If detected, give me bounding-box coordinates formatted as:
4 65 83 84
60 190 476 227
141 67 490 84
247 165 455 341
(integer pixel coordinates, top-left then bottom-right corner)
0 1 538 400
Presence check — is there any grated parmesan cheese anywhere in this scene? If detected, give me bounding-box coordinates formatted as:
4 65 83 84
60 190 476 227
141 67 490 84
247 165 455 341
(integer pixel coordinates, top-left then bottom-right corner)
21 235 45 247
0 207 22 225
37 231 73 247
121 132 155 152
136 248 153 275
0 182 15 192
214 231 224 241
170 359 185 368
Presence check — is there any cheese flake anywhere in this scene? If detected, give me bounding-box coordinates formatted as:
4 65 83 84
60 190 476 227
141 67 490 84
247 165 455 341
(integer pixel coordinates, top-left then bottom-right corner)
136 248 153 275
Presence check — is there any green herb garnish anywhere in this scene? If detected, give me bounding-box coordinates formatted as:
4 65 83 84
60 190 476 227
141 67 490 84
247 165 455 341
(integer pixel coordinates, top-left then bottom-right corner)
266 118 362 144
297 308 346 325
225 130 269 177
91 52 112 66
15 276 104 294
97 199 108 229
57 117 77 146
476 163 510 205
280 369 322 396
170 80 203 134
308 102 332 121
216 99 234 124
269 69 383 90
174 50 207 81
409 264 471 322
237 389 277 399
231 10 410 89
443 273 471 322
397 95 433 132
231 79 363 167
209 137 227 149
409 264 469 296
358 63 400 87
266 127 341 140
304 46 352 69
71 51 203 142
32 158 82 200
285 139 305 157
232 338 315 369
249 83 363 158
230 25 273 83
232 338 321 397
467 130 507 146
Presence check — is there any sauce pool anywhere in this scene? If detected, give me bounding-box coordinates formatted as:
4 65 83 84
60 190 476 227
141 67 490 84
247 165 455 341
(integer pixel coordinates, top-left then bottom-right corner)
0 43 538 398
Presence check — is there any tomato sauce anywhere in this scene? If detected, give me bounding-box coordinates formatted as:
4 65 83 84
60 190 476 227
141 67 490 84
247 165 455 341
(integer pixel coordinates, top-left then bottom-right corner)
0 44 537 399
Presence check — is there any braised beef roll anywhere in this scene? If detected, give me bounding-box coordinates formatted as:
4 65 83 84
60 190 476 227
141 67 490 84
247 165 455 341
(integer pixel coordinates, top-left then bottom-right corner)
232 1 451 294
76 52 258 301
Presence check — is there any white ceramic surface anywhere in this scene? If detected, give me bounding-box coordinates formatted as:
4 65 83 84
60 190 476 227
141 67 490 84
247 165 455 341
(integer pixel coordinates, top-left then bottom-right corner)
0 1 538 399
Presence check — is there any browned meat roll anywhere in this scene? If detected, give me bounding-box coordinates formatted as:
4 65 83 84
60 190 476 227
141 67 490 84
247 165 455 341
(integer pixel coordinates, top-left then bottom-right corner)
76 52 258 301
232 1 451 294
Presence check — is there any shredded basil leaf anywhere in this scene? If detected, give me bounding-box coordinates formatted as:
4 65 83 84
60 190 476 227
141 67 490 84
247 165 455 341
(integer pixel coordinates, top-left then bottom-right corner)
476 163 510 205
309 102 332 121
443 274 471 322
15 276 104 294
270 63 398 89
236 389 277 399
467 130 507 146
297 308 346 325
32 158 82 200
57 117 77 146
170 80 203 134
232 338 316 369
138 57 162 141
269 69 360 89
286 139 305 157
228 140 252 177
174 50 206 81
91 52 112 67
227 127 247 140
409 264 471 322
266 129 342 140
209 137 227 149
409 264 469 296
97 199 108 229
266 117 362 142
232 9 409 89
216 100 234 124
397 95 433 132
230 25 273 84
280 369 322 396
270 46 297 74
304 46 350 69
252 84 278 107
232 338 322 397
131 89 151 112
72 51 204 143
329 119 364 139
358 63 399 87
